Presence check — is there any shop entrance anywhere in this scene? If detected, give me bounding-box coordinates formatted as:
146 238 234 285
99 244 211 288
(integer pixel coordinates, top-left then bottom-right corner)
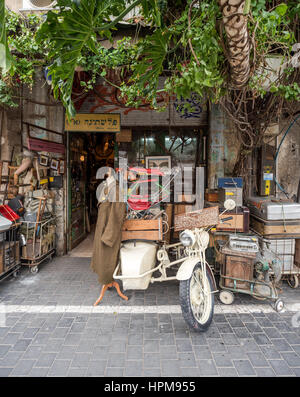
67 126 208 256
67 131 115 255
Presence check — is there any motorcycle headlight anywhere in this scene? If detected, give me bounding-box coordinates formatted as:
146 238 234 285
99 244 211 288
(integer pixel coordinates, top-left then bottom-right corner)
179 230 196 247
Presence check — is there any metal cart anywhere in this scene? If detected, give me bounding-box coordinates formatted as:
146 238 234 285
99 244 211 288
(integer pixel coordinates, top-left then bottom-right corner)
0 223 21 282
209 231 285 312
261 237 300 289
250 230 300 289
217 245 284 311
20 216 56 274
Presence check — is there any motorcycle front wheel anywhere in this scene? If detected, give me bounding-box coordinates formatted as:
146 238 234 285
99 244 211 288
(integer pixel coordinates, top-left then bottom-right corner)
179 263 214 332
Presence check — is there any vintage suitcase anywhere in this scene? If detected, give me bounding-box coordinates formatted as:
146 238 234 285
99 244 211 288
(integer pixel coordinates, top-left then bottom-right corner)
220 247 255 290
250 214 300 237
218 187 243 207
247 196 300 221
216 206 249 233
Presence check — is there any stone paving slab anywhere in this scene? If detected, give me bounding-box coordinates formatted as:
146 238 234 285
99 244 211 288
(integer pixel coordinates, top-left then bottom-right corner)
0 256 298 377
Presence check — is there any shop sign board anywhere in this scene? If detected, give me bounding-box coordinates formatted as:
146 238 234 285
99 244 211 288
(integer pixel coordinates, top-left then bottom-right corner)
65 113 121 132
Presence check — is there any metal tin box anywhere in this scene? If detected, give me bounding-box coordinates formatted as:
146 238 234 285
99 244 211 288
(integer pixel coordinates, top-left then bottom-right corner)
247 197 300 221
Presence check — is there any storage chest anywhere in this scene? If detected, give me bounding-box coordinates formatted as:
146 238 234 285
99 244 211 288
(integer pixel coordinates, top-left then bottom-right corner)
250 214 300 237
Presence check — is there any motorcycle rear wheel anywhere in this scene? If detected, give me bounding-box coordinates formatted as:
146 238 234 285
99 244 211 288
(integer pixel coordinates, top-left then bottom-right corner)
179 263 214 332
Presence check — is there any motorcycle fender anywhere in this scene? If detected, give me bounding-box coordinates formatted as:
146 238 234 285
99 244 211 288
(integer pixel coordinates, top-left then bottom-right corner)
176 258 217 291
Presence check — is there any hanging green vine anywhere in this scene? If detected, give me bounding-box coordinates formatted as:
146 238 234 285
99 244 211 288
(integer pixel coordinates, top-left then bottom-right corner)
0 10 52 108
0 0 299 126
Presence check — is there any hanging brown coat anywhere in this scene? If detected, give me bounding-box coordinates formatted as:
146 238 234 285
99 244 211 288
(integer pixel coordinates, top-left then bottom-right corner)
90 190 126 285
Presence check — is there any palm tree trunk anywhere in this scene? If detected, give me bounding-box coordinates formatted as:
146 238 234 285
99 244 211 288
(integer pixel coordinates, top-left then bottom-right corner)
218 0 251 88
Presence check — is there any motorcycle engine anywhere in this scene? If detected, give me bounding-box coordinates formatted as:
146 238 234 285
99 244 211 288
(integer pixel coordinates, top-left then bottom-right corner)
253 250 282 298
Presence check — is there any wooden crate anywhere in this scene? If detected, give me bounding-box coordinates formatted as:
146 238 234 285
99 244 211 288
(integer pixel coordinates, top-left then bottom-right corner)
122 218 163 241
205 190 219 202
220 247 255 290
216 207 249 233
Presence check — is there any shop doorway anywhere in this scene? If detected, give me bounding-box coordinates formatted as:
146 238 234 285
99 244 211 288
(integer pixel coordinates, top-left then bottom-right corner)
67 126 208 256
67 131 115 255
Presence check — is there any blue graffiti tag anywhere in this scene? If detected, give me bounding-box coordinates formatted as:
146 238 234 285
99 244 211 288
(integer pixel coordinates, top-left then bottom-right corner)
174 93 203 119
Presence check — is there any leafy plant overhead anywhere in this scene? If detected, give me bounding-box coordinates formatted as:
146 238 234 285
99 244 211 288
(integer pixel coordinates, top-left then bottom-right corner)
0 4 53 107
0 0 299 130
0 0 13 74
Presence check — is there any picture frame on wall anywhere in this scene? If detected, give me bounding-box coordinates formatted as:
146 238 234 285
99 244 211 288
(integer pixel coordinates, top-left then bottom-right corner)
39 154 49 167
59 160 65 174
50 158 59 171
145 156 171 171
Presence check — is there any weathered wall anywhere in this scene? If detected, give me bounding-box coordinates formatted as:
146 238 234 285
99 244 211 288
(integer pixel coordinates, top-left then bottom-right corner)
207 104 241 189
77 77 208 127
276 111 300 200
1 104 22 162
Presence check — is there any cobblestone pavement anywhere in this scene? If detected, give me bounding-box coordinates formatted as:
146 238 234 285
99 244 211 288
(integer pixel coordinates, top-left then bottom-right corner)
0 256 299 377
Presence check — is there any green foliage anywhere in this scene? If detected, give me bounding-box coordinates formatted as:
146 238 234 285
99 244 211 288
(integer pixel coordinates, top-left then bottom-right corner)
36 0 143 118
270 82 300 101
0 0 13 74
110 1 224 108
1 0 299 117
0 79 18 107
0 9 51 108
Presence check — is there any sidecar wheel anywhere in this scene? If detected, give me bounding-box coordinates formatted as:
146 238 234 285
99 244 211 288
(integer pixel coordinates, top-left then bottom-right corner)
179 263 214 333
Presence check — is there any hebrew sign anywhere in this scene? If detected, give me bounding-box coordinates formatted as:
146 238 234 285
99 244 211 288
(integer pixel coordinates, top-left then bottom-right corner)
65 113 121 132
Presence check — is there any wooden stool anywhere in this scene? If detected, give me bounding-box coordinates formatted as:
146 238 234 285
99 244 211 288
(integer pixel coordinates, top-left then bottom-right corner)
93 281 128 306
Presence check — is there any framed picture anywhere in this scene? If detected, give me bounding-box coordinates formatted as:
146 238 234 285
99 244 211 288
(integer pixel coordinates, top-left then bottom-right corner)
50 158 59 171
39 155 49 167
145 156 171 171
59 160 65 174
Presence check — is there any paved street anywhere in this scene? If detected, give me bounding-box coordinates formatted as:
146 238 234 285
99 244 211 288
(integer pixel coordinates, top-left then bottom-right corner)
0 256 299 377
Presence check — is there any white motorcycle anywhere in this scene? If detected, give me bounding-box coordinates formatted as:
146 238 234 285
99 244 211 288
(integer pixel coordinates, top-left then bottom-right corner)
113 200 236 332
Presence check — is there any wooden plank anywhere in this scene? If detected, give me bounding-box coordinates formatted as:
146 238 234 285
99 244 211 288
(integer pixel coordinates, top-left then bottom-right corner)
122 219 161 231
121 230 161 241
174 206 219 232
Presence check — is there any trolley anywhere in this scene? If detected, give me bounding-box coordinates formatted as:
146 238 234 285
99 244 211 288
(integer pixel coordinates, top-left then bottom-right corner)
20 216 56 274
